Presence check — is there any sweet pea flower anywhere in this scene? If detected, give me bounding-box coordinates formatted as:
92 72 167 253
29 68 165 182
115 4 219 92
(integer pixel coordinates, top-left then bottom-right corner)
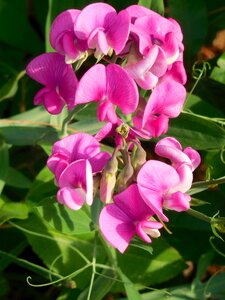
74 3 130 59
137 160 193 222
124 8 185 89
99 184 163 253
155 137 201 192
50 9 88 64
47 133 111 210
26 53 78 114
133 80 186 138
75 63 139 123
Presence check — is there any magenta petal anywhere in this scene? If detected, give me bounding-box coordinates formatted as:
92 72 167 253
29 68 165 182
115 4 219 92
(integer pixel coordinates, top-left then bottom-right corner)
26 53 67 87
114 184 154 221
52 133 100 161
126 5 158 22
75 3 115 39
183 147 201 171
164 191 191 212
106 9 130 54
50 9 80 50
89 152 111 173
99 204 136 253
106 64 138 114
75 64 106 105
142 114 169 138
97 100 118 123
58 159 93 206
95 122 114 141
47 153 69 182
88 29 109 55
57 186 86 210
43 90 64 114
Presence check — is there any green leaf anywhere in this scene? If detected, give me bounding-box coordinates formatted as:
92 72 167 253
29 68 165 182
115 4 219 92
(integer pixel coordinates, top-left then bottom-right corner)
0 197 29 225
0 63 25 102
210 52 225 85
138 0 164 15
5 167 32 189
0 121 58 145
118 269 142 300
70 119 104 135
36 197 91 235
77 269 116 300
116 238 186 289
166 112 225 150
0 143 9 194
10 106 51 123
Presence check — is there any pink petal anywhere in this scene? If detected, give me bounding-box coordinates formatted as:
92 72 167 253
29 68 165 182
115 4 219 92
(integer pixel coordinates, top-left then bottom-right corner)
141 114 169 138
88 29 109 55
51 133 100 162
114 184 154 221
75 64 106 105
26 53 68 87
57 186 86 210
58 159 93 206
50 9 80 50
183 147 201 171
126 5 158 23
106 9 130 54
99 204 136 253
95 122 114 141
97 99 118 123
106 64 138 114
143 80 186 126
164 191 191 212
172 164 193 193
164 61 187 84
75 3 115 40
89 152 111 173
47 153 69 182
42 90 64 114
136 220 163 242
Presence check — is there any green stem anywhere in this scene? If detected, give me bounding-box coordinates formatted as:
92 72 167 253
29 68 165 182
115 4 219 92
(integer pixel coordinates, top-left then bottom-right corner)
186 208 211 223
87 232 97 300
192 177 225 188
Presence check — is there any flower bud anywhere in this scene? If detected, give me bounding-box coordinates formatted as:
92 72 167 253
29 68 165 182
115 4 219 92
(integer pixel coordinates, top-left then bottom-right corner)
131 142 146 174
117 152 134 192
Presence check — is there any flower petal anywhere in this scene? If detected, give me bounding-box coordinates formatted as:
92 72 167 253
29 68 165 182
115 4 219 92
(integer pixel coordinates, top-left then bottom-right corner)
106 64 138 114
75 64 106 105
99 204 135 253
57 186 86 210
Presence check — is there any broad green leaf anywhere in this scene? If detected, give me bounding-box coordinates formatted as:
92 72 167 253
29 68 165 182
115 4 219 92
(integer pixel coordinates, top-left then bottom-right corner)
138 0 164 15
12 214 105 289
118 269 142 300
10 106 51 123
0 63 25 102
70 119 104 135
0 143 9 194
0 197 29 225
116 238 186 289
36 197 91 235
166 112 225 150
5 167 32 189
0 276 8 297
0 121 58 145
210 52 225 85
77 269 116 300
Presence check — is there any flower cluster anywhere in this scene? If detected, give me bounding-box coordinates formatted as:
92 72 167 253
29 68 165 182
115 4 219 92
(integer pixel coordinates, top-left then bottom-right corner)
26 3 201 253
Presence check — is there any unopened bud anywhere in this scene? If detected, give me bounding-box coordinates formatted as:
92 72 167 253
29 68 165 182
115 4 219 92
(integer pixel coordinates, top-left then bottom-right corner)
131 142 146 173
116 123 130 139
117 152 134 192
100 149 119 203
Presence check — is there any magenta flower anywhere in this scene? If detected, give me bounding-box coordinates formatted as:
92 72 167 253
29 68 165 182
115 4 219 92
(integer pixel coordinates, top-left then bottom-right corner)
99 184 163 253
155 137 201 192
26 53 78 114
137 160 193 222
75 63 139 123
47 133 111 182
47 133 111 210
133 80 186 138
74 3 130 58
50 9 88 64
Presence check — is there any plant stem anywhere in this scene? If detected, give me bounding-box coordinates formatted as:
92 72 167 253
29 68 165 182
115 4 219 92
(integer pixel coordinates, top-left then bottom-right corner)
186 208 211 223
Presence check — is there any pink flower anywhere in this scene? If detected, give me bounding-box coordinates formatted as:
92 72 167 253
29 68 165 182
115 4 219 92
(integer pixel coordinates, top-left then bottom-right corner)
74 3 130 58
133 80 186 138
47 133 111 210
155 137 201 192
26 53 78 114
99 184 163 253
75 64 139 123
124 7 185 89
50 9 88 64
137 160 192 222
